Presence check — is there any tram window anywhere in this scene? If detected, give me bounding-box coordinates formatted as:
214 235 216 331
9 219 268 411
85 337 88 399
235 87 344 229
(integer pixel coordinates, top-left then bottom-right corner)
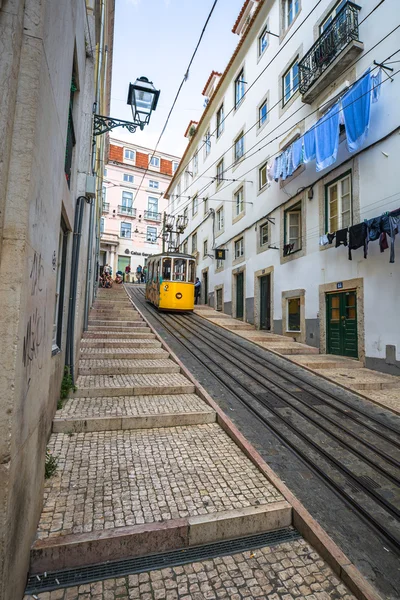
188 260 196 283
173 258 187 282
155 260 160 282
162 257 172 281
149 261 153 282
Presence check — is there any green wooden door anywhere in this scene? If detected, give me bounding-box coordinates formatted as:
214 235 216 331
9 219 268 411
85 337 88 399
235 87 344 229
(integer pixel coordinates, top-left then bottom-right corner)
236 272 244 320
326 291 358 358
260 275 271 330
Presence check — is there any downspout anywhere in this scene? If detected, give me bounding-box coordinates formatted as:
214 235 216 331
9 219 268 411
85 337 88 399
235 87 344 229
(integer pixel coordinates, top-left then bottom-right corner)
66 196 87 383
83 197 94 330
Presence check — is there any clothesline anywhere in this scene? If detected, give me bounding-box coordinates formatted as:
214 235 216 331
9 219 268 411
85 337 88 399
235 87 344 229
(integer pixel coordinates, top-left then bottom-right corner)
271 68 381 182
319 206 400 263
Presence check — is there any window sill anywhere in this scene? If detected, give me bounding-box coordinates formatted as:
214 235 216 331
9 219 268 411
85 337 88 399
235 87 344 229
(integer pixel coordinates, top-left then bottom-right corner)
257 242 270 255
52 345 61 356
232 211 245 225
257 183 270 197
234 96 246 113
215 229 225 239
257 46 269 64
280 11 301 44
232 255 245 267
256 119 269 136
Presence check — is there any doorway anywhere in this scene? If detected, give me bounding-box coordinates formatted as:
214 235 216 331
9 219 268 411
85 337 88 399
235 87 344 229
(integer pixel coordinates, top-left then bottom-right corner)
326 291 358 358
259 274 271 330
117 256 131 281
236 272 244 320
203 271 208 305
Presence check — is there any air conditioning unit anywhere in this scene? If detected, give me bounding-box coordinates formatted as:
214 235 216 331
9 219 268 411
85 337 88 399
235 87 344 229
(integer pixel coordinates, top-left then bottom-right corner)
86 175 96 198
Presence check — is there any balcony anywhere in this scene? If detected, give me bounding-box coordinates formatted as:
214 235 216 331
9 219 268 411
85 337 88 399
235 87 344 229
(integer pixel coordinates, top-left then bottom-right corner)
299 2 363 104
144 210 162 222
102 202 110 213
118 205 137 218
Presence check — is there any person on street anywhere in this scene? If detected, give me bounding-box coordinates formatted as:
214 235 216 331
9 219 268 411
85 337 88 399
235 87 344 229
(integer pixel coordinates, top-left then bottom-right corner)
136 264 142 284
104 263 110 276
194 277 201 305
125 264 131 283
143 266 147 284
115 270 123 284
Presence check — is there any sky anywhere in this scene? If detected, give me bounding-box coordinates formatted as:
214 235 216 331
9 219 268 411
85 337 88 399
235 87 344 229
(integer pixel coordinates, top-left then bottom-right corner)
110 0 245 158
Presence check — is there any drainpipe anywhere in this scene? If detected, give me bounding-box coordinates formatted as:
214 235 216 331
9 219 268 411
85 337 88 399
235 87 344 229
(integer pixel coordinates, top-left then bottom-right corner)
83 197 95 330
66 196 88 384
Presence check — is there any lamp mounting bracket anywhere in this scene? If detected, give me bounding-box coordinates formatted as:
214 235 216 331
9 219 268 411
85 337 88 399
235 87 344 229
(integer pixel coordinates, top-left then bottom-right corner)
93 115 139 136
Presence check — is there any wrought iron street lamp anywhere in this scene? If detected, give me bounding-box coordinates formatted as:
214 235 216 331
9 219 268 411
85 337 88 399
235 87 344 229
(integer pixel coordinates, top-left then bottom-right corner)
127 77 160 130
93 76 160 137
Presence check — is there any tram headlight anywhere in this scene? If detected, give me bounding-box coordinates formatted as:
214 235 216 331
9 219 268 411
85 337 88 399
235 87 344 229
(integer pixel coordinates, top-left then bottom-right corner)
176 292 182 299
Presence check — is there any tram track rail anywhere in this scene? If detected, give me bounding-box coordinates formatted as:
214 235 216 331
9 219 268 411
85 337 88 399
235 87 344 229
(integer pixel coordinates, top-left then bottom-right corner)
127 287 400 556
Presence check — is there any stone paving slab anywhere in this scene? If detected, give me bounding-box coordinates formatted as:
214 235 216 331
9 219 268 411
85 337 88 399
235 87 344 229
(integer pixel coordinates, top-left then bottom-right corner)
80 348 170 360
83 331 152 339
359 389 400 414
257 343 319 356
35 424 283 541
73 373 195 397
313 368 400 390
88 321 144 327
78 359 181 375
88 325 150 331
24 538 356 599
80 340 162 348
291 355 364 370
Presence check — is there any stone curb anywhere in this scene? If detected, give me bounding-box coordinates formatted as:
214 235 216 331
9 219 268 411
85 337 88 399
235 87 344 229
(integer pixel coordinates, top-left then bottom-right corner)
126 290 383 600
30 502 291 574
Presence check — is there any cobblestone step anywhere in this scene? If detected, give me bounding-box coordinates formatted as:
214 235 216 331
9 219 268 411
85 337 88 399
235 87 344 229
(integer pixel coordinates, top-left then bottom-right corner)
83 332 154 340
80 347 169 359
72 373 195 397
30 424 288 573
89 313 142 320
88 320 145 327
259 342 320 355
88 324 149 331
80 339 162 348
53 393 216 432
78 358 180 375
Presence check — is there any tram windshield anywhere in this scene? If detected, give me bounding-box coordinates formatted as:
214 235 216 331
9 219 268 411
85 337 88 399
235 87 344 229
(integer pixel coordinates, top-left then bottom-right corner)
188 260 195 283
173 258 187 281
162 257 172 281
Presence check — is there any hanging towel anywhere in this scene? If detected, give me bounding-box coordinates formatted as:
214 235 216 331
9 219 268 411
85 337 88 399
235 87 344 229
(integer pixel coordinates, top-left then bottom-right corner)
348 222 368 260
292 138 303 171
315 104 340 172
281 149 288 180
371 68 382 103
335 228 348 247
286 146 294 178
319 234 329 246
303 128 316 163
342 69 372 153
274 154 282 181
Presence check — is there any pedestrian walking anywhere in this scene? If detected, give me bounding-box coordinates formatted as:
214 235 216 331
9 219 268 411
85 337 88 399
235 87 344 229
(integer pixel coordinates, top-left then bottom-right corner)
194 277 201 305
125 263 131 283
136 264 142 284
104 263 110 275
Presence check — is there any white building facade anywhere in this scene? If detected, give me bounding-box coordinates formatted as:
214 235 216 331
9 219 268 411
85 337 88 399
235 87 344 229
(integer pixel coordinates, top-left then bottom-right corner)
166 0 400 374
102 139 180 276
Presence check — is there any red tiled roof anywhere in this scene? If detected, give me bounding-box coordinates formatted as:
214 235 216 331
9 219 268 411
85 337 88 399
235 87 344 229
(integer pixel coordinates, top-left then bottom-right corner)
232 0 251 34
202 70 223 96
165 0 266 199
184 120 199 138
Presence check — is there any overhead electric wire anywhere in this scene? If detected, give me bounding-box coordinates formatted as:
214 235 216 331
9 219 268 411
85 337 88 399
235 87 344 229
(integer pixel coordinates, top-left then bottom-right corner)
131 0 220 206
167 0 392 212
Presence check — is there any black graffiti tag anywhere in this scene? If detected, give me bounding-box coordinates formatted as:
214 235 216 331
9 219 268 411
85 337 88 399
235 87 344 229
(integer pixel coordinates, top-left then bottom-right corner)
30 252 44 296
22 307 45 370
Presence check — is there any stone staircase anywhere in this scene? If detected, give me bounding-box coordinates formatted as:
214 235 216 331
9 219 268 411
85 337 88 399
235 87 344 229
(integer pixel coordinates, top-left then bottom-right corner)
28 287 291 578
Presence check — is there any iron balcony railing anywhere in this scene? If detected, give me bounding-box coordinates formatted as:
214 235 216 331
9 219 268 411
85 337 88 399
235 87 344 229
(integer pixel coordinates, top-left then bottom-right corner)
118 205 137 217
299 2 361 95
144 210 161 222
102 202 110 213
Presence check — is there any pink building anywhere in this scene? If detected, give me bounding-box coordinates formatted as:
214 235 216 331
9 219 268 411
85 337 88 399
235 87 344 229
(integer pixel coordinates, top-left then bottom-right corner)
100 138 180 278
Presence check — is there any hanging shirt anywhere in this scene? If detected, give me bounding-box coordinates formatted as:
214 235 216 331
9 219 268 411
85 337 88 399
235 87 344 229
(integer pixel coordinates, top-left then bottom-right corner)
348 222 368 260
285 146 294 179
315 104 340 172
389 213 400 263
292 138 303 171
303 128 316 163
273 155 282 181
335 228 348 247
342 69 372 153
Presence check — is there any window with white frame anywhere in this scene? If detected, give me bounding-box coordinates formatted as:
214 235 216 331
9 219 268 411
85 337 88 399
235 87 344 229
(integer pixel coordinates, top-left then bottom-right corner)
124 149 135 160
216 258 224 269
259 24 269 56
122 190 133 207
259 162 268 190
234 187 244 217
193 151 199 175
192 232 197 253
216 159 224 186
203 197 208 215
148 196 159 217
147 226 157 242
149 179 159 189
123 173 134 183
120 222 132 238
203 239 208 257
283 0 300 29
173 161 179 172
284 202 302 252
216 104 225 137
205 129 211 157
320 0 346 32
150 156 160 168
283 59 299 104
235 69 245 108
234 132 244 163
259 99 268 127
260 222 269 246
52 222 67 350
234 238 244 260
326 173 352 232
192 194 198 216
217 207 224 231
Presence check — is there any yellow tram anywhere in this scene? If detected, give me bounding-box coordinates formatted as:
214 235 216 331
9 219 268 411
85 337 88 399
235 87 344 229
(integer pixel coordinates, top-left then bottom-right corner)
145 252 196 311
